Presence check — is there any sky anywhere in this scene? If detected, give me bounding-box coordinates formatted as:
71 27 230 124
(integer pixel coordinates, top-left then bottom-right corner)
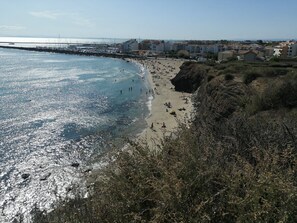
0 0 297 40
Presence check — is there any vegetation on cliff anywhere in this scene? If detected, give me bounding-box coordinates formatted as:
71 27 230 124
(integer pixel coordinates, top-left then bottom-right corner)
33 60 297 223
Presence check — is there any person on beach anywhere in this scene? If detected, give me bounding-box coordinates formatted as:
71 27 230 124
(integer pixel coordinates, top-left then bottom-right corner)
151 123 154 129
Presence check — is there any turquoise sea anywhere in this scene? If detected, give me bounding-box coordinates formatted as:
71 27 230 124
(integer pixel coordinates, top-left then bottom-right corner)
0 47 150 222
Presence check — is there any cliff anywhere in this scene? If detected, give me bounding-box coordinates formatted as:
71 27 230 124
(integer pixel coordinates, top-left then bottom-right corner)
170 61 208 93
172 61 297 149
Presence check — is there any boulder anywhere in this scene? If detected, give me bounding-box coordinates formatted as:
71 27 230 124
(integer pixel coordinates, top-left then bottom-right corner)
171 62 208 93
21 173 30 180
40 173 51 181
71 162 80 168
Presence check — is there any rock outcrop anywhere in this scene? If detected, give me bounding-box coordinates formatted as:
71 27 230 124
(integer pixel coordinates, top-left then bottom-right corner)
21 173 30 180
172 61 297 149
194 75 248 125
171 62 208 93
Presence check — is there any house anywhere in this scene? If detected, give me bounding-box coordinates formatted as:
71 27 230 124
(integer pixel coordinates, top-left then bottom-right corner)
264 47 275 57
273 41 297 58
164 41 174 52
150 40 165 53
240 50 257 62
172 42 187 52
185 44 200 54
122 39 139 53
218 51 235 61
206 44 221 54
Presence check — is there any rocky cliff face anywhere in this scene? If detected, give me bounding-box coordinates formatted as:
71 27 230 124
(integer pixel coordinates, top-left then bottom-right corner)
170 62 208 93
171 62 248 124
171 61 297 151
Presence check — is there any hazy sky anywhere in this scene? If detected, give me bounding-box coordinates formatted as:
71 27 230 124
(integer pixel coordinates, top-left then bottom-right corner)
0 0 296 40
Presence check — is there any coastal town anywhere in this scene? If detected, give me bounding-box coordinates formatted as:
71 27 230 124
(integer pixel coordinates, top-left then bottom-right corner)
120 38 297 62
1 38 297 62
125 39 297 61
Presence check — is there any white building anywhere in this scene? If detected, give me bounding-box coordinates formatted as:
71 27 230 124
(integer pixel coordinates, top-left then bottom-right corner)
185 45 200 54
273 48 282 57
287 43 297 57
164 41 174 52
122 39 139 53
199 44 221 54
150 41 165 53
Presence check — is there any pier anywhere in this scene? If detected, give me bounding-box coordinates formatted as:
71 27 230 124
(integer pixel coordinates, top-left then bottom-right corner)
0 45 143 59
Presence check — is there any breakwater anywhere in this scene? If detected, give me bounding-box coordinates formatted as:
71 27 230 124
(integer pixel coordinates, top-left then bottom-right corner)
0 45 142 59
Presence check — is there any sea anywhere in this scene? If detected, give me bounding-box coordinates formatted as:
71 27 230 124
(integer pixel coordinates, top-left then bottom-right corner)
0 37 151 222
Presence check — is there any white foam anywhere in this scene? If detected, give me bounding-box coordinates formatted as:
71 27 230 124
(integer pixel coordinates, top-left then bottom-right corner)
146 95 154 111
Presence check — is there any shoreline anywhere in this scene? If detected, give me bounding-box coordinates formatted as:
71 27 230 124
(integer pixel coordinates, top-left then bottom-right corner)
133 58 193 148
87 57 193 183
0 46 192 221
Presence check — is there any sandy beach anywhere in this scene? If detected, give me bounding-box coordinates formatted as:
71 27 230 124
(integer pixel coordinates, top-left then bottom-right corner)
135 58 193 148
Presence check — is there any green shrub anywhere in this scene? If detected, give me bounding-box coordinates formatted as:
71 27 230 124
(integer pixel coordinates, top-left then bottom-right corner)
270 56 280 62
243 70 261 84
270 63 292 68
261 68 288 77
243 67 289 84
177 50 190 59
205 60 216 66
277 74 297 108
227 56 238 62
246 73 297 112
214 64 227 70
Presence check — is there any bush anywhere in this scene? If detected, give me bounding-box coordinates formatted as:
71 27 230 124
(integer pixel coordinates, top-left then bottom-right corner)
227 56 238 62
277 74 297 108
246 73 297 112
270 63 292 68
177 50 190 59
224 74 234 81
243 70 261 84
219 63 248 75
270 56 280 62
262 68 288 77
207 75 215 82
214 64 227 70
243 67 289 84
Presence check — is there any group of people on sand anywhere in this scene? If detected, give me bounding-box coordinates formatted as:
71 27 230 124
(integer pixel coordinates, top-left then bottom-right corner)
151 122 166 130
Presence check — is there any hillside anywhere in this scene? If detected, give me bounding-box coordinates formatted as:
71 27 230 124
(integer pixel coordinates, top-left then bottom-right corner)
34 60 297 223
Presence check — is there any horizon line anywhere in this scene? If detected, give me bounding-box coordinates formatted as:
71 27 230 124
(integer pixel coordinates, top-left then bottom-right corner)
0 35 296 42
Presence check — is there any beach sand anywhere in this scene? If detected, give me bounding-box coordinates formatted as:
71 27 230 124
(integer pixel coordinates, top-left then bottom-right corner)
135 58 193 148
87 57 193 183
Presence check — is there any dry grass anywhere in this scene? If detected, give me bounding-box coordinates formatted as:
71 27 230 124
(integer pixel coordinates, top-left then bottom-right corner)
33 119 297 222
245 73 297 114
31 62 297 223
